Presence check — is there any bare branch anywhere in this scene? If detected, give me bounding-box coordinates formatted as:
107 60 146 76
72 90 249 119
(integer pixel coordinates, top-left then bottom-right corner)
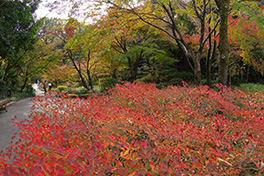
202 20 220 46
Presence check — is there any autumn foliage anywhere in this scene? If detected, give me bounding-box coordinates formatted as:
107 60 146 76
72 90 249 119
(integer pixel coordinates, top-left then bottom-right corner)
0 82 264 175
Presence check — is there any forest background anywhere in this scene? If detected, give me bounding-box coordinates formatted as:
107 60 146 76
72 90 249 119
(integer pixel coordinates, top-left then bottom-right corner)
0 0 264 97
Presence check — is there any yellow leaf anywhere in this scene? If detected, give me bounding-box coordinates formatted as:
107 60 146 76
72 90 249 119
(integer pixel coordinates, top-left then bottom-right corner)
217 158 232 167
124 149 129 156
121 149 130 157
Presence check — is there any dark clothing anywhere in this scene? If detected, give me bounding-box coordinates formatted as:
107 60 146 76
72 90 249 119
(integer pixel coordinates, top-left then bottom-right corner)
43 81 47 93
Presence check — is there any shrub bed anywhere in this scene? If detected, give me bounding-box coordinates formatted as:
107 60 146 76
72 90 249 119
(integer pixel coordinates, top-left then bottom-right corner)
56 85 68 92
98 77 119 91
0 81 263 175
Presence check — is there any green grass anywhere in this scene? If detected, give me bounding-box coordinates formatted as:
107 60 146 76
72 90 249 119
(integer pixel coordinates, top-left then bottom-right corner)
236 83 264 93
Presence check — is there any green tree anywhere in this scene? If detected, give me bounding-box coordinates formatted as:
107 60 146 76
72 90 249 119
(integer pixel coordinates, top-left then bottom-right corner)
229 2 264 79
97 7 169 83
64 19 106 89
94 0 223 84
0 0 40 85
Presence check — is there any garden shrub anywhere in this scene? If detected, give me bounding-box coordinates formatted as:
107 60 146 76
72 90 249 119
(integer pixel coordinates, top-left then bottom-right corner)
56 85 68 92
0 80 7 99
25 84 34 94
237 83 264 93
78 94 89 98
68 94 89 99
0 80 6 92
74 87 88 94
156 83 168 89
139 74 153 83
68 94 78 98
98 77 119 91
169 77 183 85
0 84 35 100
0 81 263 175
92 80 99 85
17 90 36 99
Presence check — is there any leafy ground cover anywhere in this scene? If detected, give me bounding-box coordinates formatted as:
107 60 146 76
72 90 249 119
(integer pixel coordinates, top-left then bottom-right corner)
0 81 263 175
237 83 264 94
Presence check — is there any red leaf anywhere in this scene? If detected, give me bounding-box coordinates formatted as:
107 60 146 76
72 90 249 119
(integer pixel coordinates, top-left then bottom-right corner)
132 164 139 168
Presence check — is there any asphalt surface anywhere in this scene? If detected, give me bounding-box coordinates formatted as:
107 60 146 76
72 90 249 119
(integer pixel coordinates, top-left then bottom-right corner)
0 84 44 152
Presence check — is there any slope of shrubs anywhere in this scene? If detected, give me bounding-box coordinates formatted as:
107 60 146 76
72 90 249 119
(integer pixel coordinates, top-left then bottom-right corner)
0 81 263 175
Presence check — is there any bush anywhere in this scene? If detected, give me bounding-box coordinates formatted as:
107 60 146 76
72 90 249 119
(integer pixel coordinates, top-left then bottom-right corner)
98 77 119 91
139 74 153 83
1 82 263 175
169 78 183 85
56 85 68 92
237 83 264 93
12 91 36 100
78 94 89 99
0 80 7 99
0 80 6 92
156 83 168 89
74 87 88 94
25 84 34 94
68 94 89 99
0 84 35 100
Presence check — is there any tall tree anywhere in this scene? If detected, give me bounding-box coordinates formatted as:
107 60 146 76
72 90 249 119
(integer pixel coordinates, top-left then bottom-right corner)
229 2 264 75
214 0 230 85
95 0 220 84
0 0 40 84
64 19 106 89
97 7 166 82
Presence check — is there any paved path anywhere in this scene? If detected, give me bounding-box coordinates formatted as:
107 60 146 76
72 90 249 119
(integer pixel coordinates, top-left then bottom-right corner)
0 84 44 152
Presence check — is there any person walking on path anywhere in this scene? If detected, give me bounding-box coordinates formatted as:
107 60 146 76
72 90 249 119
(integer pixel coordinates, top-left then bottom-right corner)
43 80 47 94
48 81 52 91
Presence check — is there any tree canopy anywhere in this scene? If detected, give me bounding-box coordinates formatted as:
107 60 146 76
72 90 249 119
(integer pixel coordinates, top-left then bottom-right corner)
1 0 264 91
0 0 40 87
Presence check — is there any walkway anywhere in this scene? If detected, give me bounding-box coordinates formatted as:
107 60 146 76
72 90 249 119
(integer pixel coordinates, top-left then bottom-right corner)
0 84 44 152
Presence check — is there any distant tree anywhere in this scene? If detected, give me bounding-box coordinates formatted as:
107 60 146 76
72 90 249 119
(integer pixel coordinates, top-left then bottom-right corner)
94 0 223 85
229 2 264 76
64 19 105 90
97 7 168 83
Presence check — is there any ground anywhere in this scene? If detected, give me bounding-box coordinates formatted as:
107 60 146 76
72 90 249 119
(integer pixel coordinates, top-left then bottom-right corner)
0 84 44 152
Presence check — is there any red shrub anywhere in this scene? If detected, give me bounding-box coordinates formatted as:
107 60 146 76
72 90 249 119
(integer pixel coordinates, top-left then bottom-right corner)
0 81 263 175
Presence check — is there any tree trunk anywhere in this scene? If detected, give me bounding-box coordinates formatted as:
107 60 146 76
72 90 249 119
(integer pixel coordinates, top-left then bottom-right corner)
246 65 249 83
87 69 93 90
206 30 217 87
20 64 30 92
128 51 143 83
127 56 134 83
68 50 89 89
193 55 202 85
20 77 28 92
86 50 93 90
216 0 230 85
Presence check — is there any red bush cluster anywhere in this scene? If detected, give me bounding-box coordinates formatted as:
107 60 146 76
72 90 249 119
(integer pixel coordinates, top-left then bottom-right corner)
0 81 263 175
